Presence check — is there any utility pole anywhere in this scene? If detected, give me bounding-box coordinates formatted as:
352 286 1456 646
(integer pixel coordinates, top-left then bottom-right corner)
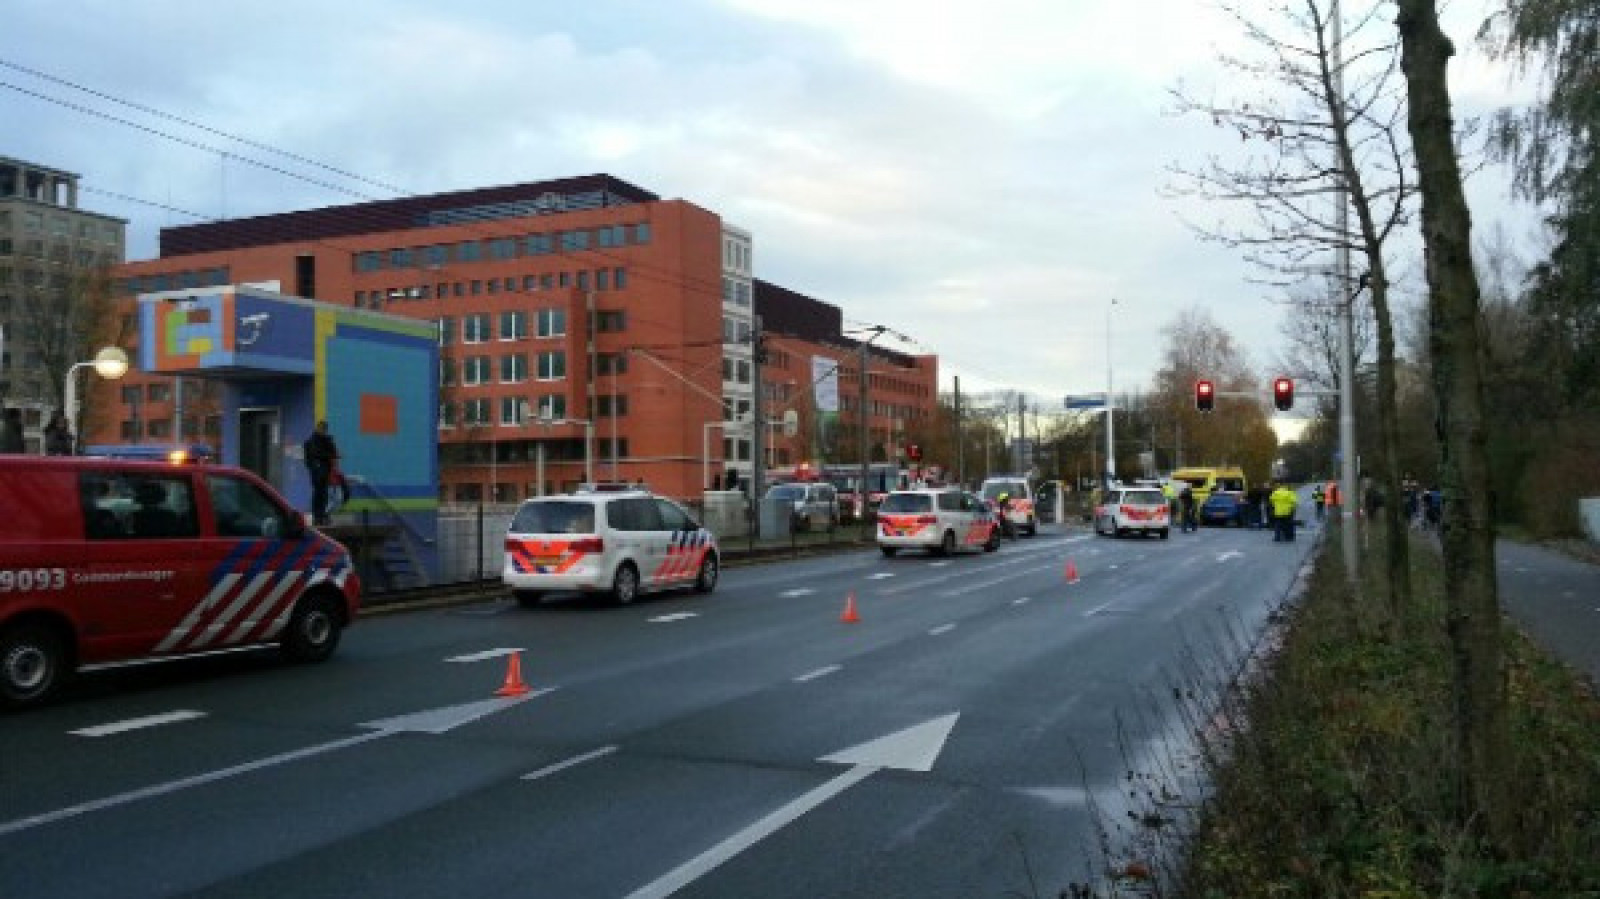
858 337 870 524
1333 0 1360 581
751 315 766 537
953 376 964 486
586 289 598 486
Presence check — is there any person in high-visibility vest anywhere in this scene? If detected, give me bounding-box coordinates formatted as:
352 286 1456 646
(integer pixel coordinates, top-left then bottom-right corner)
1270 482 1299 542
1311 483 1326 522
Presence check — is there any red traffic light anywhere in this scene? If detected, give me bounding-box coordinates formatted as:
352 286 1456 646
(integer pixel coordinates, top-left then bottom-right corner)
906 443 922 462
1195 379 1215 413
1273 377 1294 411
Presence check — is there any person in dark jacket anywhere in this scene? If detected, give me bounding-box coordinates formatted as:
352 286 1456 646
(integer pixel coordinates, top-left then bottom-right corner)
302 420 341 525
44 411 74 456
0 407 23 454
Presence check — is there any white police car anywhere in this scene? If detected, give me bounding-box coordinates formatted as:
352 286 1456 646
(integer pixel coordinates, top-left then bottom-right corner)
875 487 992 557
502 489 719 606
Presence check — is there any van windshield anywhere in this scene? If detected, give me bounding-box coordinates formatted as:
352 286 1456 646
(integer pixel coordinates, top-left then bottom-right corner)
1216 477 1246 492
767 485 804 501
509 501 596 535
980 481 1027 500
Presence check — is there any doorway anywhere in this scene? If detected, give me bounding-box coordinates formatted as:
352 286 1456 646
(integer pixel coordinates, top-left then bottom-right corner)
239 408 282 488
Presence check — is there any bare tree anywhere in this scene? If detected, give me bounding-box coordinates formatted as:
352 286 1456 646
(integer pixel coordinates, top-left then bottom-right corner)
1395 0 1511 843
1168 0 1418 610
1149 307 1277 481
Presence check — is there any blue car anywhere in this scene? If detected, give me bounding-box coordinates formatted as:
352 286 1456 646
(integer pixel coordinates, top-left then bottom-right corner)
1200 492 1246 527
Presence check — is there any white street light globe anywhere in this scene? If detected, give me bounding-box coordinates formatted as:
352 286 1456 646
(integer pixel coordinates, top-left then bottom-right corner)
91 346 130 380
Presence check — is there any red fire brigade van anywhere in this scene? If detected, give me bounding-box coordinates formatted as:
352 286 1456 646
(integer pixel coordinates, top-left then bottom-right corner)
0 455 361 709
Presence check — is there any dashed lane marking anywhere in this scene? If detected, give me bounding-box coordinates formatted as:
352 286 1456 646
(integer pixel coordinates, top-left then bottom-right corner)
446 648 524 663
649 612 700 623
929 624 956 636
522 746 619 781
794 665 842 683
72 710 207 738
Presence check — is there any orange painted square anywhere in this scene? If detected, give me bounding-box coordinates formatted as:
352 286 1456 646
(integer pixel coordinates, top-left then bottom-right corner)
360 394 398 435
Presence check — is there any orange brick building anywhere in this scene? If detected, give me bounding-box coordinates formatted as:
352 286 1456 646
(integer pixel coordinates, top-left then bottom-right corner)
100 174 937 503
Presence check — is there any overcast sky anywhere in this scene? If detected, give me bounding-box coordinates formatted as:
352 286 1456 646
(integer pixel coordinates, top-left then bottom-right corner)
1 0 1543 408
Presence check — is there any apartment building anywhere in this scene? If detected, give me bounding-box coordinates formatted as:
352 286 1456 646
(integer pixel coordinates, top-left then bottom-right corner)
0 156 127 451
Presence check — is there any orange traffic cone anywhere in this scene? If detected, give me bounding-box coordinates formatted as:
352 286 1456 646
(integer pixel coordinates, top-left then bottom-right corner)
840 592 861 623
495 651 531 697
1065 559 1080 584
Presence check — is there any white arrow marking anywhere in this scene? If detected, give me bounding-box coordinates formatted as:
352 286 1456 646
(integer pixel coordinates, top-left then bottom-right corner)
778 588 815 598
626 713 959 899
1216 551 1243 563
649 612 700 623
71 709 206 738
445 647 525 663
0 694 541 836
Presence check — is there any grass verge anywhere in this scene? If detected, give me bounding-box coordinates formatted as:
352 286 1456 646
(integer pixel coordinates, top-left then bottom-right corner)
1177 523 1600 897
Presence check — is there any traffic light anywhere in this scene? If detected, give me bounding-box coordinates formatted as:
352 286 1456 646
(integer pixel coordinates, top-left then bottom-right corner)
1195 379 1215 413
1273 376 1294 411
906 443 922 462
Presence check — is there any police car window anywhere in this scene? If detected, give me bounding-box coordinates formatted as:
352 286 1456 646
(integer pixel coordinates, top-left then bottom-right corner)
1127 489 1165 505
611 496 663 531
511 501 595 534
878 493 932 514
207 475 286 538
937 492 963 512
654 498 691 531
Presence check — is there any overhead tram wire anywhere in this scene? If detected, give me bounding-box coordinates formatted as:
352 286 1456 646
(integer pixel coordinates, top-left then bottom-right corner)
0 64 728 306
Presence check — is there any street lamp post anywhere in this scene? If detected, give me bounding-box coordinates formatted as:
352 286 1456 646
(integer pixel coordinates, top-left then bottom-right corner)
1105 299 1118 487
63 346 130 453
532 414 595 487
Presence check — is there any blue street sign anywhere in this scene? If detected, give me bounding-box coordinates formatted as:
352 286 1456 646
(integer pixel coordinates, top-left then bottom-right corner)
1063 393 1107 410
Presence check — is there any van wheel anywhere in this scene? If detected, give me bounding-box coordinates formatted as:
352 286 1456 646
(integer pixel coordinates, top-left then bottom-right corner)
1025 518 1037 537
880 546 898 557
612 563 641 605
1 623 67 709
513 590 545 608
694 554 719 594
938 530 956 557
282 594 343 663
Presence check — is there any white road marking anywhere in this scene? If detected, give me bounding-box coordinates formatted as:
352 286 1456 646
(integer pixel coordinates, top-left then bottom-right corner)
71 710 206 738
521 745 618 781
794 665 842 683
929 561 951 568
627 714 959 899
1216 551 1243 563
649 612 700 623
445 648 525 663
779 588 815 598
929 624 956 636
1083 598 1120 618
868 572 895 580
2 695 541 837
1013 597 1032 606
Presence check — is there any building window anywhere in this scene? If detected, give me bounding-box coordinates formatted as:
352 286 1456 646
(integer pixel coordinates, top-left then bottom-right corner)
596 353 628 376
596 310 626 333
633 223 651 245
534 394 567 420
537 351 567 381
594 394 629 417
596 269 610 291
614 267 626 289
463 356 491 385
455 241 482 263
523 275 538 291
120 385 141 404
558 272 570 288
737 360 751 384
577 271 590 291
500 310 527 340
147 419 171 438
470 280 483 295
541 274 555 290
560 230 589 252
438 316 456 345
463 398 490 426
500 353 528 383
147 383 171 403
536 308 566 338
463 313 490 343
490 238 517 260
389 248 414 268
424 245 448 267
487 279 499 295
439 401 457 428
356 251 382 272
440 358 458 386
525 233 552 256
500 396 526 426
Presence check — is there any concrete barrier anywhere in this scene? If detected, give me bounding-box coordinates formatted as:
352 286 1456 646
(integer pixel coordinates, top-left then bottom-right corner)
1581 497 1600 544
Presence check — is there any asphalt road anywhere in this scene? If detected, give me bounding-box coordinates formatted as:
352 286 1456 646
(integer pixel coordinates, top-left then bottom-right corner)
1 520 1318 898
1496 538 1600 683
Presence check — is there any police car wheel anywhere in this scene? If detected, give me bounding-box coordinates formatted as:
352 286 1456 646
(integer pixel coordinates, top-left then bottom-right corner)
880 546 898 557
694 554 719 594
513 590 545 609
938 530 956 557
612 563 641 605
1 623 65 708
282 595 342 663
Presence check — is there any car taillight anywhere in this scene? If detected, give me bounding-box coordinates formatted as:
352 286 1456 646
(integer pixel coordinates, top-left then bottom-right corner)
1120 505 1135 516
568 537 604 553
